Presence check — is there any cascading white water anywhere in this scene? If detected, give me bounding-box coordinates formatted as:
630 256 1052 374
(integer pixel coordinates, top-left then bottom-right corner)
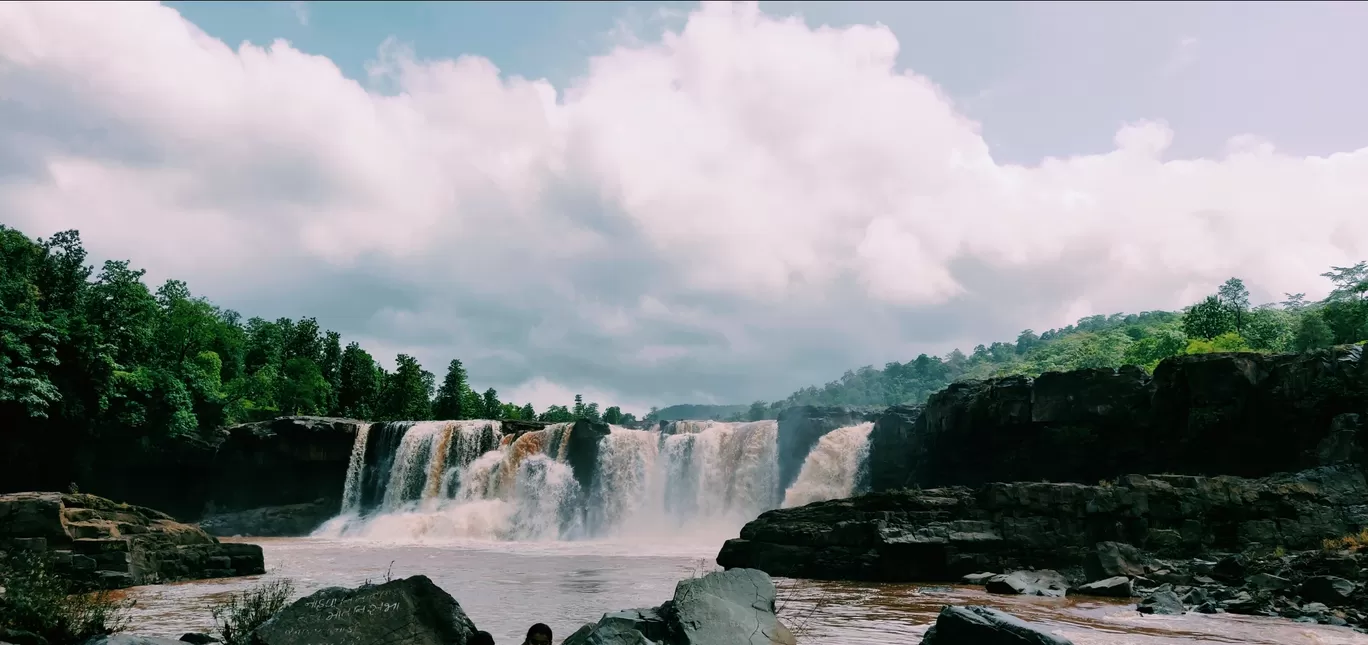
587 421 781 542
781 422 873 508
316 418 875 545
314 422 580 542
340 422 373 512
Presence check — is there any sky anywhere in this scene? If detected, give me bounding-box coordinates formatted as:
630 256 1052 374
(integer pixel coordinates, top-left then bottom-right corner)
2 1 1368 415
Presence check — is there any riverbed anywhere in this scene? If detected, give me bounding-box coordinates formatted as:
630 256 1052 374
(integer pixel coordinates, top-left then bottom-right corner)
122 538 1368 644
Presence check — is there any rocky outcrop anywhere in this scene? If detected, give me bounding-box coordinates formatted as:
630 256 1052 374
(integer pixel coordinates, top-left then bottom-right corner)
252 575 479 645
197 499 337 537
0 492 264 590
866 346 1368 491
920 605 1073 645
563 568 794 645
776 406 869 493
716 465 1368 582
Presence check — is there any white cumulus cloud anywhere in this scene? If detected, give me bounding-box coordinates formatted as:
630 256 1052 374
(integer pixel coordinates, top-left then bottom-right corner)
1 1 1365 411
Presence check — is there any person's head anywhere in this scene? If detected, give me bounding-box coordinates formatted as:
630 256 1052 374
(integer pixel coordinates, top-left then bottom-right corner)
471 631 495 645
523 623 552 645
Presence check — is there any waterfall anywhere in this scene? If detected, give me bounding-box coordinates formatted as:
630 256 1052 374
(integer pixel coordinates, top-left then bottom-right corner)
781 422 873 508
314 422 580 542
316 417 875 545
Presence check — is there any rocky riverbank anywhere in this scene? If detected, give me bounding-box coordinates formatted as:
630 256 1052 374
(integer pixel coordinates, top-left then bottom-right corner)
718 464 1368 630
0 492 264 590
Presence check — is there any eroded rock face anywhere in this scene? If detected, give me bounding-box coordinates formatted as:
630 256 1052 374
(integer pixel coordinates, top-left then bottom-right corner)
0 492 263 590
197 499 338 538
564 569 793 645
867 346 1368 491
716 466 1368 582
252 575 479 645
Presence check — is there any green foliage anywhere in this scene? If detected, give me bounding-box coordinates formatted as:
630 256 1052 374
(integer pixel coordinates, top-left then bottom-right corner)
0 225 640 450
774 266 1365 412
0 549 132 644
209 578 295 645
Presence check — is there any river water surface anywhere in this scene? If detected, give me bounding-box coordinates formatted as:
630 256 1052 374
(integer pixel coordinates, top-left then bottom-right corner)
122 538 1368 645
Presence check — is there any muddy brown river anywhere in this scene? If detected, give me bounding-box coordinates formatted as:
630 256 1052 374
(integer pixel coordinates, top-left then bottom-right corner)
120 538 1368 644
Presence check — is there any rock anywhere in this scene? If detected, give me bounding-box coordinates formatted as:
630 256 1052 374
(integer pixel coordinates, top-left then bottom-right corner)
717 465 1368 583
861 347 1368 494
252 575 478 645
1070 576 1134 598
1 628 48 645
1085 542 1147 581
177 635 219 644
961 572 998 585
1137 590 1185 615
566 569 792 645
81 637 188 645
919 605 1074 645
0 492 264 590
1247 572 1290 591
985 571 1068 597
1299 575 1356 605
197 500 337 538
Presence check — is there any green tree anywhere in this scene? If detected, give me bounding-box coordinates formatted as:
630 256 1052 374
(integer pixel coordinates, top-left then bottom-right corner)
276 357 329 415
745 400 767 421
336 342 381 419
1243 307 1295 352
603 406 623 424
1322 262 1368 302
1121 327 1187 369
1185 332 1251 355
1320 300 1368 345
520 402 535 419
481 387 501 419
1183 296 1235 340
375 354 433 421
432 359 469 420
573 394 585 418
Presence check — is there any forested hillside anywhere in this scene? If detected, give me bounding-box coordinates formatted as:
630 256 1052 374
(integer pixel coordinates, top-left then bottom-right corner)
0 226 635 447
703 268 1368 422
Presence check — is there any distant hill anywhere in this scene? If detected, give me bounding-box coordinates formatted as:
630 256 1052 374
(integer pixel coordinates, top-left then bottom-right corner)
649 404 749 422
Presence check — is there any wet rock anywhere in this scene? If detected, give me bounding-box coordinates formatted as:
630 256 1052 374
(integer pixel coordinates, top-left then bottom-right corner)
1070 576 1134 598
1299 575 1357 605
919 605 1074 645
1137 589 1185 615
1085 542 1148 581
962 572 998 585
177 635 218 644
985 571 1068 597
197 500 337 538
252 575 479 645
1212 555 1248 583
1247 572 1290 591
80 638 187 645
1221 591 1270 616
566 569 793 645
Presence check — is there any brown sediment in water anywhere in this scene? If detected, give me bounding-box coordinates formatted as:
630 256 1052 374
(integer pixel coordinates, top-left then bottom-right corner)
118 539 1368 645
424 422 455 499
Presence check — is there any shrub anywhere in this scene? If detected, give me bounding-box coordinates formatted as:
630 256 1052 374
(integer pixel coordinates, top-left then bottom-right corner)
210 578 295 645
1323 528 1368 552
0 549 131 644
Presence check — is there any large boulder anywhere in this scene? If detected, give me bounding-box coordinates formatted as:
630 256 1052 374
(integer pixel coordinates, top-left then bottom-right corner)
864 405 923 492
716 465 1368 582
919 605 1073 645
0 492 264 590
252 575 479 645
564 569 794 645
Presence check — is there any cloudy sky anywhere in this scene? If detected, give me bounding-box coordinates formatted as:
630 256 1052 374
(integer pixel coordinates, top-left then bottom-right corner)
2 1 1367 414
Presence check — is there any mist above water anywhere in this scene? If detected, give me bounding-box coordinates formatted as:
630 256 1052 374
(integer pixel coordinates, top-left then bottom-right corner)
314 418 868 545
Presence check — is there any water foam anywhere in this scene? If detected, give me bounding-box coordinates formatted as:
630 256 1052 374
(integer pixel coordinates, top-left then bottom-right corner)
781 422 873 508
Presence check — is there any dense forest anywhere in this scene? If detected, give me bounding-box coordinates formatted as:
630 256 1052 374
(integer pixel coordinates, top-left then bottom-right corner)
0 226 636 448
4 225 1366 439
701 265 1368 422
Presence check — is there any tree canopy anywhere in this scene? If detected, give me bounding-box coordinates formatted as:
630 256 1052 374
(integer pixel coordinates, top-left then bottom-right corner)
0 226 635 447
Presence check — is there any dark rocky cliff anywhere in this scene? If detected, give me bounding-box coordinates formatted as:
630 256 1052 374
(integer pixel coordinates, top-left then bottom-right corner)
866 346 1368 491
